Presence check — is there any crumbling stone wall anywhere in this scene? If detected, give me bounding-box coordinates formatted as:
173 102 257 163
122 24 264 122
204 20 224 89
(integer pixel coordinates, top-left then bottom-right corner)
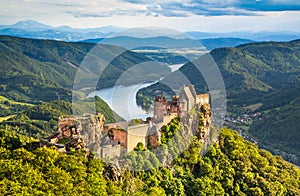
127 124 149 151
110 128 127 148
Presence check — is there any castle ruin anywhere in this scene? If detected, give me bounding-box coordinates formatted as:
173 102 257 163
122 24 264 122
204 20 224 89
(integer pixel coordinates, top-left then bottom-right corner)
41 84 211 159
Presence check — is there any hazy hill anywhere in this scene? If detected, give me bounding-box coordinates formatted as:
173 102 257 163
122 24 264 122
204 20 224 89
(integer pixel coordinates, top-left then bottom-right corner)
187 30 300 41
82 36 254 51
2 20 52 31
4 24 296 43
0 20 124 41
1 20 299 42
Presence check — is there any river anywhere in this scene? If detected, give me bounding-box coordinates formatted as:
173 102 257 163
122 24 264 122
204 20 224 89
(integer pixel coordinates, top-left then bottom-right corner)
88 64 184 120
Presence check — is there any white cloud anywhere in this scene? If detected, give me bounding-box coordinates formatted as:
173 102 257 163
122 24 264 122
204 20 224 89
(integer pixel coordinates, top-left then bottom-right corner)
0 0 300 33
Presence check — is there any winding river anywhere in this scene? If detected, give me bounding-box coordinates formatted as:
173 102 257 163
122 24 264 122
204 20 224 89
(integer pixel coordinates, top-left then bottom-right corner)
88 64 184 120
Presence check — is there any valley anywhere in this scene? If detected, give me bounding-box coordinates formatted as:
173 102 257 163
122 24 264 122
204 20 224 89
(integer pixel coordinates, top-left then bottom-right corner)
137 39 300 165
1 0 300 193
0 34 299 195
0 35 299 166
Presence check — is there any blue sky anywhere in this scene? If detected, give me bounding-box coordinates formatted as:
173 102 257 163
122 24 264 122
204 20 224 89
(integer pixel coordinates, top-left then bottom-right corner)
1 0 300 32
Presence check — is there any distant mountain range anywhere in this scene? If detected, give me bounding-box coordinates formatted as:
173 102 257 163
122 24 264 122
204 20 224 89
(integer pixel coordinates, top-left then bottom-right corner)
0 20 125 42
187 31 300 42
1 20 300 42
82 36 254 51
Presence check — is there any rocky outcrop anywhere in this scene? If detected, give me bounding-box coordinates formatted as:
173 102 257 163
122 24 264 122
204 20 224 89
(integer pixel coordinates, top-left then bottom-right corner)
197 103 212 151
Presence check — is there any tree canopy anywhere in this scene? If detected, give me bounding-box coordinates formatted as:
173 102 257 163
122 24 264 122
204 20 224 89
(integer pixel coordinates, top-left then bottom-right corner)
0 126 299 195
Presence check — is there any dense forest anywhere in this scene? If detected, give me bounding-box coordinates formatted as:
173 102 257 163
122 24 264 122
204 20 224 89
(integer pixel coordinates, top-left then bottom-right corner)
0 126 299 195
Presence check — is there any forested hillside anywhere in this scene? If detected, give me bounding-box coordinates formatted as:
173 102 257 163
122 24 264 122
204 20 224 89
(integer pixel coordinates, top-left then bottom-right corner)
137 39 300 165
138 40 300 111
180 40 300 106
0 126 299 195
249 95 300 164
0 35 91 102
0 35 170 103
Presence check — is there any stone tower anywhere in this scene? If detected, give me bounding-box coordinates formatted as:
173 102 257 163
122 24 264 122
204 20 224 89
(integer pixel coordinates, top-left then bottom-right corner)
153 96 167 122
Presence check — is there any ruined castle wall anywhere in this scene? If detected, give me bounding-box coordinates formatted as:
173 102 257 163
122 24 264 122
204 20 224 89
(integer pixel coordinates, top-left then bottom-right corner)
112 129 127 148
156 113 178 130
58 118 74 128
196 94 209 105
154 102 165 122
100 144 121 159
127 124 149 151
163 113 178 124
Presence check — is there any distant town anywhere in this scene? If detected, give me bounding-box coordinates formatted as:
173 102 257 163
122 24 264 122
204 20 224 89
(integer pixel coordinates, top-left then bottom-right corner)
224 112 263 143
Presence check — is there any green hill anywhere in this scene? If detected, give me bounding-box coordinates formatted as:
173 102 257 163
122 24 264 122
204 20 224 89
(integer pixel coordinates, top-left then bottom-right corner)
0 35 89 102
179 40 300 106
0 35 170 103
138 40 300 108
249 95 300 164
137 40 300 165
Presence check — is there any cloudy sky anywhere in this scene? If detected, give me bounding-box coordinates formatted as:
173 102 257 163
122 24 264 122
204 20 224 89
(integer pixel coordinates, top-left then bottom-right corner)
1 0 300 32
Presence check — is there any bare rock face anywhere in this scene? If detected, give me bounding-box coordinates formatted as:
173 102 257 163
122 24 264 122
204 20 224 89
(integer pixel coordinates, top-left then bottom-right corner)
76 114 105 149
197 103 212 149
104 160 122 181
65 138 85 150
40 114 105 156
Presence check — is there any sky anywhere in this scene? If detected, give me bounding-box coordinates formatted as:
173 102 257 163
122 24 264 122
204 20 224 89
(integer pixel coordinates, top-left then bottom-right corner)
1 0 300 32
